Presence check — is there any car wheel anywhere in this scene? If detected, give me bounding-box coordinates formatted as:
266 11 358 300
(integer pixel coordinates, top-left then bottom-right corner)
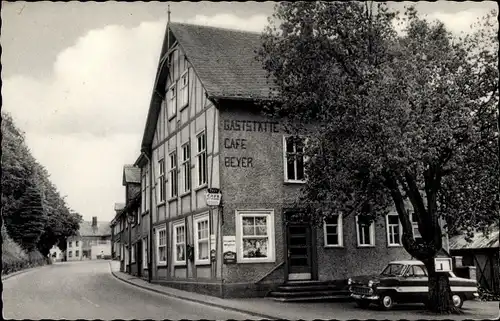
452 294 464 309
379 294 395 310
355 299 371 309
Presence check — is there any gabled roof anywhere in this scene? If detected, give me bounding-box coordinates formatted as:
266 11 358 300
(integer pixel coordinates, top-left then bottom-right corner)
169 23 272 100
140 23 275 152
122 164 141 185
75 221 111 237
450 228 499 250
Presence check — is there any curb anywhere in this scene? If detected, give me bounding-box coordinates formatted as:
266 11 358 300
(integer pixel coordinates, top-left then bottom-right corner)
108 263 277 320
1 263 51 281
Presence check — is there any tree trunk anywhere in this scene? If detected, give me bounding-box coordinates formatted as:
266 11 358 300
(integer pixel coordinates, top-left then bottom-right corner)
424 258 463 314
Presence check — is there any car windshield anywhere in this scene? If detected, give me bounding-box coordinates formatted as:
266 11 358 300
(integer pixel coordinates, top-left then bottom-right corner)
381 264 406 276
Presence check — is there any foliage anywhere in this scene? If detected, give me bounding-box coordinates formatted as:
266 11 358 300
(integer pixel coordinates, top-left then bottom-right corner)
1 111 82 256
478 286 500 301
1 225 49 276
257 1 498 314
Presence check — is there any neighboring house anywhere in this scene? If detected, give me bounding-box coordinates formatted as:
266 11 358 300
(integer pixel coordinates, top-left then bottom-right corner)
110 165 147 276
117 21 412 298
49 244 64 262
67 217 112 261
450 227 500 294
111 203 125 260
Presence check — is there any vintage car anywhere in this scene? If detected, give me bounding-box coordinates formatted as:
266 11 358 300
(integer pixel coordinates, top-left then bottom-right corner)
348 260 479 310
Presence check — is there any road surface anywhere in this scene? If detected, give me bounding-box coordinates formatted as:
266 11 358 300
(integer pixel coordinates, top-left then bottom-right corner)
2 260 257 320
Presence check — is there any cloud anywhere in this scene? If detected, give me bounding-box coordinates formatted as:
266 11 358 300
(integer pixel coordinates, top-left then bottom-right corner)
2 13 268 222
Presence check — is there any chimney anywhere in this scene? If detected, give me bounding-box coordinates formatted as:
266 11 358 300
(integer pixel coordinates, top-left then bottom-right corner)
92 216 98 234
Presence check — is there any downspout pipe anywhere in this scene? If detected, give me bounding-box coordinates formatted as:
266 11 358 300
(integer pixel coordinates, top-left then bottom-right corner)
141 150 153 284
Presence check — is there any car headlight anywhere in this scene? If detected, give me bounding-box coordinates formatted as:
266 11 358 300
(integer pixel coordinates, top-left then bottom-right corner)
348 278 352 285
368 280 374 287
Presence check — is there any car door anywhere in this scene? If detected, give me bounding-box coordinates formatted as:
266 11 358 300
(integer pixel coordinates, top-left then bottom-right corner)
402 265 428 303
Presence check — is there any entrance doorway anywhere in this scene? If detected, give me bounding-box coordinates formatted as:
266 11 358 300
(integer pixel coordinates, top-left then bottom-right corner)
286 223 313 281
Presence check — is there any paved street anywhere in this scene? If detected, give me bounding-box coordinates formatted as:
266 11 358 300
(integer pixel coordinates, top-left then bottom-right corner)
2 260 257 320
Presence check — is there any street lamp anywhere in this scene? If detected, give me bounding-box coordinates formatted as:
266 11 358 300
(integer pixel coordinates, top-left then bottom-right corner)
126 212 135 274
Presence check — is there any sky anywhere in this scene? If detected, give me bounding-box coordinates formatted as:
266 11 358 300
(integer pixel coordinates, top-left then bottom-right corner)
2 1 497 223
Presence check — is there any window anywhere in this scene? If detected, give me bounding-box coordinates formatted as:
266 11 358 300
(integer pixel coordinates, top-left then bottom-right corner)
386 213 402 246
75 250 79 257
99 239 108 245
131 244 136 263
75 241 79 247
410 213 423 242
168 83 177 119
181 143 191 193
141 171 146 211
236 210 275 263
173 221 186 265
196 132 207 186
157 228 167 265
143 238 148 269
179 70 189 109
158 159 165 203
283 136 305 182
169 152 178 198
68 241 72 248
68 251 72 258
410 265 427 277
324 214 343 247
137 209 141 225
194 215 209 265
356 216 375 247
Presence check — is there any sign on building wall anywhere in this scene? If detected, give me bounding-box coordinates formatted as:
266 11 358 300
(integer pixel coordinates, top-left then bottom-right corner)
205 188 222 207
223 235 236 264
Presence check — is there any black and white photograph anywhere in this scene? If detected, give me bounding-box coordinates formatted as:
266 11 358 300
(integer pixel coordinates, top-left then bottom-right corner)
2 1 499 320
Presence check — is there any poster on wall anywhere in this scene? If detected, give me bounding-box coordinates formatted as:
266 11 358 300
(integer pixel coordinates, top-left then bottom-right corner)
223 235 237 264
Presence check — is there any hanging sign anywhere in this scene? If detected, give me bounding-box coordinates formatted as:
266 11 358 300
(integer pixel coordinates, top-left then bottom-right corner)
205 188 222 207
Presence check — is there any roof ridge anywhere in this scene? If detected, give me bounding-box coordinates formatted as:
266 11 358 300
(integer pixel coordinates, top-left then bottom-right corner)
170 21 262 36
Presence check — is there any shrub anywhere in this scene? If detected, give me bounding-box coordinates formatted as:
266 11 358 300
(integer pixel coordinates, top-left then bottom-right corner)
2 226 48 275
478 286 500 301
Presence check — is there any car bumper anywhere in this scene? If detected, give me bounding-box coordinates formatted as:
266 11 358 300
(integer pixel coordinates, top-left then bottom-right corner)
351 293 380 301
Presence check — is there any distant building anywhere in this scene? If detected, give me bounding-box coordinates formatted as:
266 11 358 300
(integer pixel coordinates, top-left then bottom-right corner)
66 217 112 261
49 244 64 262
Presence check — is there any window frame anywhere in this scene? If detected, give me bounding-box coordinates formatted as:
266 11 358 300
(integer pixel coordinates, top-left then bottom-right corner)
169 151 178 198
181 143 191 193
172 220 186 266
235 209 275 264
323 214 344 247
283 135 306 183
355 216 376 247
167 82 177 120
179 70 189 110
194 213 210 265
156 228 167 265
158 159 166 203
386 212 403 247
196 131 208 187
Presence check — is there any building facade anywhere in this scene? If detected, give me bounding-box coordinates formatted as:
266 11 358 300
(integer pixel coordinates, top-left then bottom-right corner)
67 217 112 261
115 22 411 298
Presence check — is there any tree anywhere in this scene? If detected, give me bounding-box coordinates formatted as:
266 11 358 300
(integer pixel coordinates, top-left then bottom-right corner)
257 1 499 314
2 111 82 255
6 185 47 251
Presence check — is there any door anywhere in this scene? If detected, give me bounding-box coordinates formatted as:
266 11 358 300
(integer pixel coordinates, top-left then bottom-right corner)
287 223 313 281
136 242 142 277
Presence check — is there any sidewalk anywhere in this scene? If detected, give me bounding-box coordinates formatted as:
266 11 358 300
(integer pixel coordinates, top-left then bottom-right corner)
109 261 499 320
